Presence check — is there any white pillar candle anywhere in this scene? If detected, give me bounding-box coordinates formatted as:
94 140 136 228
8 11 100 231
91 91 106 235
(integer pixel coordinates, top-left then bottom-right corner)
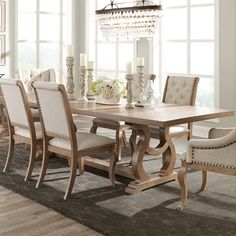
80 53 87 67
126 61 133 75
136 57 145 67
67 45 73 57
87 61 94 70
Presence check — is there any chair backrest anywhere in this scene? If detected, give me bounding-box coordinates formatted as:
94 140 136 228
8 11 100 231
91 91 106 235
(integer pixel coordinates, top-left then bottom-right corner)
0 78 34 129
32 82 75 141
162 76 199 106
18 68 56 94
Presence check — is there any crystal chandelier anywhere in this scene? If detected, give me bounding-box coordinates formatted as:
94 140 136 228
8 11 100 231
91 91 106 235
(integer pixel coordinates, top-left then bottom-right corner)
96 0 162 39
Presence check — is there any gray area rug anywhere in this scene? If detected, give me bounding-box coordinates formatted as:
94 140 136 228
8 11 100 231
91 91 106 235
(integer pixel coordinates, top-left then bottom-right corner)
0 143 236 236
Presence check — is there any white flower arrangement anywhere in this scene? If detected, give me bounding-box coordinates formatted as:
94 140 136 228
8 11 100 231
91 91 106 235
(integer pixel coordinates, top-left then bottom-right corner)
92 76 126 99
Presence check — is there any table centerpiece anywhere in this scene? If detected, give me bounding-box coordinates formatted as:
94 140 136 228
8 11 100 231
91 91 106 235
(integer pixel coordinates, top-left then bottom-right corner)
92 76 126 105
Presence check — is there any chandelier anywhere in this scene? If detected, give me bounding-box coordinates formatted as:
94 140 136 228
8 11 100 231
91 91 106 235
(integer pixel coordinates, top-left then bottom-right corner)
96 0 162 39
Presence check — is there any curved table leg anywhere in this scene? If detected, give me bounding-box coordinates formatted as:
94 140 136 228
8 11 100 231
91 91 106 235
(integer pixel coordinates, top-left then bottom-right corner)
159 127 176 176
126 126 177 194
130 126 150 182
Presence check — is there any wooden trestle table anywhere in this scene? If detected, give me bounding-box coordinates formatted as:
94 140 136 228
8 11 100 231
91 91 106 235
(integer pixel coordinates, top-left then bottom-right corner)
29 98 234 194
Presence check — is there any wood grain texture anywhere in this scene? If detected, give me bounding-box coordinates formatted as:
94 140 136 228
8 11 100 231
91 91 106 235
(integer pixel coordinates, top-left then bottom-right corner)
29 98 233 127
0 186 102 236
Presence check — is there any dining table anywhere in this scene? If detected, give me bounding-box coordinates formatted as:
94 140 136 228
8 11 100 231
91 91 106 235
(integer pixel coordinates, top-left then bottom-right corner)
29 97 234 194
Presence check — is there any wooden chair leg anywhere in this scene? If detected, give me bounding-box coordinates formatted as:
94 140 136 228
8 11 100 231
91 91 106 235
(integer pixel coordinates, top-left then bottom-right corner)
36 149 49 189
24 142 36 181
122 130 129 148
177 167 188 210
109 147 118 186
3 137 15 172
77 157 84 175
64 157 77 200
35 142 43 160
116 129 123 161
200 170 208 191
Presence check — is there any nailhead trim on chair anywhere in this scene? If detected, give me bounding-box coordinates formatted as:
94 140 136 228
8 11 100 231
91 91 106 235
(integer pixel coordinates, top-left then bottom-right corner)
192 141 236 169
192 160 236 169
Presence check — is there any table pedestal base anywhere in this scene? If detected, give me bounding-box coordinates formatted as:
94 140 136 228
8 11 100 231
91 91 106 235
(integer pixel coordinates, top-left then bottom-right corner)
125 172 177 194
84 157 177 194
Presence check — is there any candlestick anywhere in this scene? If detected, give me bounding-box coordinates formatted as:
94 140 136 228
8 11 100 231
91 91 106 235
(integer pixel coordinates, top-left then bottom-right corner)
67 45 73 57
87 61 94 70
125 74 135 109
136 57 145 67
126 61 133 75
86 67 95 100
78 66 88 101
135 65 145 107
66 56 76 100
80 53 87 67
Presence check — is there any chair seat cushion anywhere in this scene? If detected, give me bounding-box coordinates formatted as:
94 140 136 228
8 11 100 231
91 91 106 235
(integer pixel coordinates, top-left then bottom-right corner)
150 126 189 138
49 132 115 151
93 118 125 128
15 122 42 140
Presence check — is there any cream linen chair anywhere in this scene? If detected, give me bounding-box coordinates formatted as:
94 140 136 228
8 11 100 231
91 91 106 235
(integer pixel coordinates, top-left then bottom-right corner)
177 127 236 209
0 78 42 181
32 82 118 200
17 68 56 94
147 76 199 155
17 68 56 121
90 74 156 160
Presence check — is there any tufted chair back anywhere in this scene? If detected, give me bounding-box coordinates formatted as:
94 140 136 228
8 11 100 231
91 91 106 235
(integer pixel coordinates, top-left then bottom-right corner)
0 78 33 128
163 76 199 106
32 82 75 140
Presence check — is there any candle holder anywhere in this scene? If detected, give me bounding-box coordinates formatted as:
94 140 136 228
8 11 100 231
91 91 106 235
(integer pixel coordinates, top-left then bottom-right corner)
86 68 95 100
66 57 76 100
78 66 88 101
125 74 135 109
135 65 145 107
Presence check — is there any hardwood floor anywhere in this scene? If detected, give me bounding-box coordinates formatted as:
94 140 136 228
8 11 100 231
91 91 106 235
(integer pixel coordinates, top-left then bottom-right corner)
0 186 102 236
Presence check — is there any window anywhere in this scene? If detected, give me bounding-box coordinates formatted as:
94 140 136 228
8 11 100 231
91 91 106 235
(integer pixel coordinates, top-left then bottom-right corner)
88 0 217 108
17 0 71 82
153 0 217 108
88 0 135 80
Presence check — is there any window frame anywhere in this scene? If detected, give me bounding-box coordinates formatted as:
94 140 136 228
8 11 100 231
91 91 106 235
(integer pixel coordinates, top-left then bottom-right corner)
153 0 219 109
16 0 71 83
87 0 137 80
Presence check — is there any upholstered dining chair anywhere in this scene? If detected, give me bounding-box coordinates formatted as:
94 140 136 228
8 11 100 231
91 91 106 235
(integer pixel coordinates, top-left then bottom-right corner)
0 78 43 181
177 127 236 209
90 74 156 161
147 76 199 155
32 82 118 200
17 68 56 95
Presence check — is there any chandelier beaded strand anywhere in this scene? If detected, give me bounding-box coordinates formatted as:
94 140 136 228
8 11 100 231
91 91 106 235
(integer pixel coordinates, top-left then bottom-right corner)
96 0 162 39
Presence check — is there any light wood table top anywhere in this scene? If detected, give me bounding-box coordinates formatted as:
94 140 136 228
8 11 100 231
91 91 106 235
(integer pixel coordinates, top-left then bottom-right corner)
29 97 233 127
68 100 233 127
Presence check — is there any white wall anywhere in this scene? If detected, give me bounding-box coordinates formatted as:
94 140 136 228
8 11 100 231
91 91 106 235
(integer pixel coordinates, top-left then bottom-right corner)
72 0 87 97
218 0 236 126
0 0 11 77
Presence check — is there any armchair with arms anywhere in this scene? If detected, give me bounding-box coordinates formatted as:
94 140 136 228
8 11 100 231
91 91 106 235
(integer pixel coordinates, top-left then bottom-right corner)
177 127 236 209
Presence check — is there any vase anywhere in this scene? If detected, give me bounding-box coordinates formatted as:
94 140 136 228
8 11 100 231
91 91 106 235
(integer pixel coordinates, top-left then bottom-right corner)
96 95 121 105
140 80 159 109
